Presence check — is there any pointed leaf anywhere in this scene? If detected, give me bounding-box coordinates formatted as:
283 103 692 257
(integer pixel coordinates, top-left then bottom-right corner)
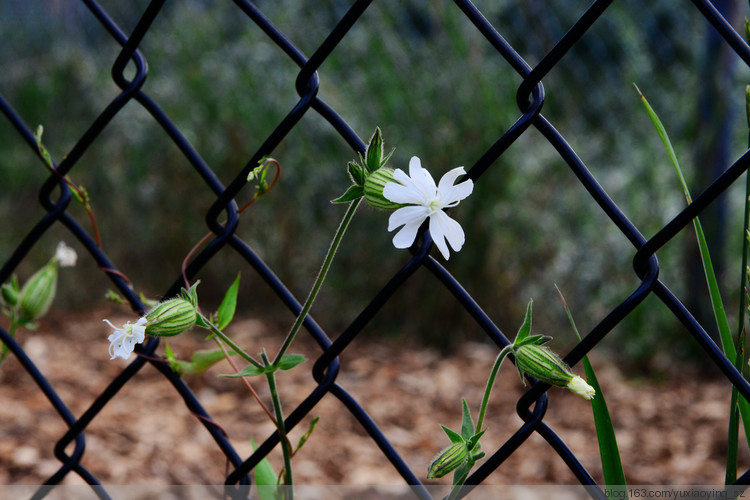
557 285 627 490
221 364 267 377
514 300 533 345
441 425 464 445
181 349 234 375
331 185 363 204
365 127 383 173
251 439 281 500
347 161 365 186
295 416 320 452
380 148 395 168
515 334 551 347
460 399 475 440
195 314 210 329
465 429 486 451
276 353 306 371
217 273 241 330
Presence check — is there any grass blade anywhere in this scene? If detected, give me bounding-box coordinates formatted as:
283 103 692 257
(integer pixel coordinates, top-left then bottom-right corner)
557 286 627 490
636 86 750 452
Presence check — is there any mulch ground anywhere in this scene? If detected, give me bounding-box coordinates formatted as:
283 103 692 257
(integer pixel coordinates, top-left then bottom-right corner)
0 308 746 487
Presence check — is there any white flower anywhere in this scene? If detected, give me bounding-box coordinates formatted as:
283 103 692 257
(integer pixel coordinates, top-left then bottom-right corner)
104 317 147 360
54 241 77 267
382 156 473 260
567 375 596 400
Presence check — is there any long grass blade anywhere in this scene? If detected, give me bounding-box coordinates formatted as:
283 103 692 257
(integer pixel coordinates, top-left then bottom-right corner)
557 286 627 490
636 86 750 453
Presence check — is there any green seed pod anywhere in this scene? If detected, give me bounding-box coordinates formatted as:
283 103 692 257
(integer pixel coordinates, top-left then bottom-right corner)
18 262 58 323
514 344 573 387
144 298 197 337
363 168 402 210
427 442 468 479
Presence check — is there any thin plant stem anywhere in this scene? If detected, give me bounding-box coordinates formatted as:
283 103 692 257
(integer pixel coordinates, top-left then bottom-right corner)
262 350 294 498
201 315 263 369
272 199 361 365
210 336 277 426
475 349 507 434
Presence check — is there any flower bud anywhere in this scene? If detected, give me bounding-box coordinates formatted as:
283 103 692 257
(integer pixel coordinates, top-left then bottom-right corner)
427 442 468 479
18 262 58 323
144 298 197 337
567 375 595 400
363 168 402 210
514 344 574 387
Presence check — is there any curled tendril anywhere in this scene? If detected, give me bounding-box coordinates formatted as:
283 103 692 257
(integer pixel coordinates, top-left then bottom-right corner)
181 158 282 289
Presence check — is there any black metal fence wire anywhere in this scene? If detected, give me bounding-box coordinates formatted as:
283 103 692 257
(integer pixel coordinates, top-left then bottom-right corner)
3 0 750 498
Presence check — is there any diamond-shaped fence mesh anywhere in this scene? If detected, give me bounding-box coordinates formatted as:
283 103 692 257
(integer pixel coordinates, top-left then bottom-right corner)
3 0 750 498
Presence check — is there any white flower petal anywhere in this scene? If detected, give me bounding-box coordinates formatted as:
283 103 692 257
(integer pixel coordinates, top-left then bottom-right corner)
437 167 474 206
388 206 429 249
55 242 78 267
408 157 438 201
388 205 429 232
104 318 147 360
383 175 427 205
428 210 465 260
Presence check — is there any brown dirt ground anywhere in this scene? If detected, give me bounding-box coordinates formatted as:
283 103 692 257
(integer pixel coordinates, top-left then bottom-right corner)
0 308 747 487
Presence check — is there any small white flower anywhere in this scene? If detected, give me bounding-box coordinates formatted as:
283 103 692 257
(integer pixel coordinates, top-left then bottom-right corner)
567 375 596 400
382 156 473 260
54 242 77 267
104 317 147 360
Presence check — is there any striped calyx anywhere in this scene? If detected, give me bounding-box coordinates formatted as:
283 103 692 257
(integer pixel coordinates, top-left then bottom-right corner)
18 261 58 323
144 298 197 337
513 344 573 387
364 168 402 210
427 442 469 479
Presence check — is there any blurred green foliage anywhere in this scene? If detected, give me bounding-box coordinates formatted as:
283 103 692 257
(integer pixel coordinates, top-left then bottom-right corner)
1 0 749 368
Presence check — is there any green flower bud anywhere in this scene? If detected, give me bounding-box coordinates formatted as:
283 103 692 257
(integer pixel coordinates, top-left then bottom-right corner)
363 168 402 210
18 261 58 323
514 343 574 387
144 298 197 337
427 442 468 479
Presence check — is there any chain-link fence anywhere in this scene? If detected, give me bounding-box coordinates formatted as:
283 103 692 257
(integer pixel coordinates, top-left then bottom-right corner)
2 0 750 498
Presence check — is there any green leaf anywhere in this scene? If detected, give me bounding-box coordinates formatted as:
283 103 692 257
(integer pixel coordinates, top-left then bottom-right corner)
440 425 464 445
221 364 267 377
251 439 281 500
637 86 750 449
295 415 320 452
514 334 551 347
558 286 627 490
276 353 307 371
465 429 486 451
195 314 210 329
217 273 240 330
514 300 533 345
365 127 383 173
460 399 475 440
331 185 363 204
727 331 744 484
347 161 365 186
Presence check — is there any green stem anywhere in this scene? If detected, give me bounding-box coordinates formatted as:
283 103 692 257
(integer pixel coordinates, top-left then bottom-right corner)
0 316 19 363
272 199 360 365
475 347 510 434
262 351 293 498
202 315 263 369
